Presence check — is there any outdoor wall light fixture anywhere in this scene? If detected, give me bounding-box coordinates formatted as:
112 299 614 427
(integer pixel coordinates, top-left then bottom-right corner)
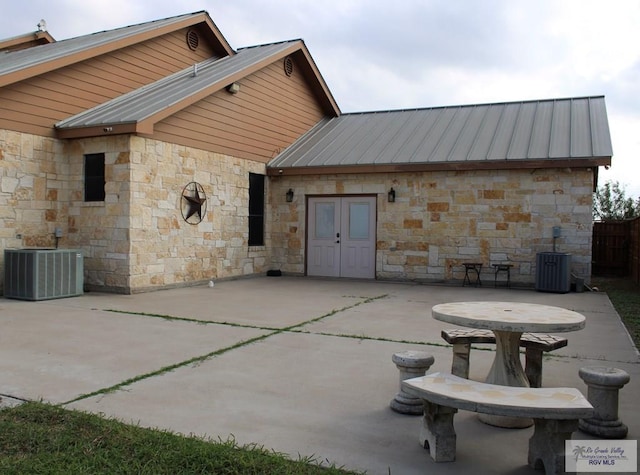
286 188 294 202
227 82 240 94
388 187 396 203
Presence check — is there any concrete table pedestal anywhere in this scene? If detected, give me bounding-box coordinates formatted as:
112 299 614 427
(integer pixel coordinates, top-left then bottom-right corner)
390 351 434 415
578 366 630 439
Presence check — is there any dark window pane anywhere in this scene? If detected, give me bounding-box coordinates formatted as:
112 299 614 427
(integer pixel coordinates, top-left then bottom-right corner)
248 173 265 246
249 173 265 214
84 153 105 202
248 216 264 246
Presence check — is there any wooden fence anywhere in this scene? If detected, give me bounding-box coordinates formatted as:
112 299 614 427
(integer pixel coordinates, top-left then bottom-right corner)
592 217 640 285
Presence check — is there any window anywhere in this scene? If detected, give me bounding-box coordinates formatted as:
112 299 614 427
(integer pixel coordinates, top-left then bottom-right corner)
248 173 265 246
84 153 105 202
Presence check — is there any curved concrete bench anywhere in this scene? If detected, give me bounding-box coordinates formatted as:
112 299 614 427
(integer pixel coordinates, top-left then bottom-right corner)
441 328 568 387
402 372 593 474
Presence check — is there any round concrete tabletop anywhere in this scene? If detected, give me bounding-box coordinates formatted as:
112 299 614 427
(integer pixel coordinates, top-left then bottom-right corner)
432 301 586 333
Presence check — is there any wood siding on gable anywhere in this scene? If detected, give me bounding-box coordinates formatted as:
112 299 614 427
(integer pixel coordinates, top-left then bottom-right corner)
152 58 326 162
0 28 218 137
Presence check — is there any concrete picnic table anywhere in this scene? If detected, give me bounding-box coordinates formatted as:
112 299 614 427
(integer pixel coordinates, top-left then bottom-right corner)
432 301 586 427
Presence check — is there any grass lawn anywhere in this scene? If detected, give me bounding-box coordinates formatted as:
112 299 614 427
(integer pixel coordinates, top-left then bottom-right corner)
0 402 359 475
591 276 640 348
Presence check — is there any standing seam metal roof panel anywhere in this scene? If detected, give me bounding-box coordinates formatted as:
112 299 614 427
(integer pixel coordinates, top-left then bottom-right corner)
360 111 413 164
430 106 473 162
466 105 503 161
266 96 612 170
376 110 436 164
528 101 554 159
448 106 487 161
589 97 613 156
307 117 367 166
549 99 571 158
303 119 360 167
391 110 440 163
351 114 403 164
385 110 438 164
487 102 520 160
323 114 384 165
411 108 458 162
506 103 537 159
571 98 592 157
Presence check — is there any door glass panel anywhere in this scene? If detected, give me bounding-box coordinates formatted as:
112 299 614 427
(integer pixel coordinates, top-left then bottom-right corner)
315 203 335 238
349 203 369 239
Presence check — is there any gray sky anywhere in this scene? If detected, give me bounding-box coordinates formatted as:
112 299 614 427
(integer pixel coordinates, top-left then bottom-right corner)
3 0 639 197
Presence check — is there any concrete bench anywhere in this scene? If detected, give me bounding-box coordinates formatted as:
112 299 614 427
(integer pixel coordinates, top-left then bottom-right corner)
402 372 593 474
441 329 568 388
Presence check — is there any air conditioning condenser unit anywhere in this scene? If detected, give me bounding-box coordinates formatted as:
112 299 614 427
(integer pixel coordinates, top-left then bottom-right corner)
535 252 571 293
3 249 83 301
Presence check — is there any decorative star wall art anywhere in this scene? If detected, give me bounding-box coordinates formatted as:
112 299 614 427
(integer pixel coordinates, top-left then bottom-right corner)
181 182 207 225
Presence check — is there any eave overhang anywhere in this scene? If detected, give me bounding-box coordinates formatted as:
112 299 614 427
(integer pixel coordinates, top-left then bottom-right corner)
266 157 612 176
55 122 153 139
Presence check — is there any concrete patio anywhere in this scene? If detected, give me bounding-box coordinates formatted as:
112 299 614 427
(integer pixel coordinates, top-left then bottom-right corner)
0 277 638 474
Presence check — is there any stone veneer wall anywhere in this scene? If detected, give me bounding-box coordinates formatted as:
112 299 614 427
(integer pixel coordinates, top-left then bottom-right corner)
124 136 269 292
0 128 596 291
1 131 270 293
269 168 595 285
0 129 68 255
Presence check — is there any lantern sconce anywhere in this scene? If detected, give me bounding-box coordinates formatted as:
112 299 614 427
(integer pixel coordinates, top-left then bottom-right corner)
388 187 396 203
286 188 294 202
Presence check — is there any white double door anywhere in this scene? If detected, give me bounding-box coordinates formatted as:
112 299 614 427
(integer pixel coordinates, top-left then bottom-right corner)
307 196 376 278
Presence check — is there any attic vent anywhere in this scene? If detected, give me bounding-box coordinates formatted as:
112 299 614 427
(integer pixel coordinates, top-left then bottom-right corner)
186 29 199 51
284 56 294 76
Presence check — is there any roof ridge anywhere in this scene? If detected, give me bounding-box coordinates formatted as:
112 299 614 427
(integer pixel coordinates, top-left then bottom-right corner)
340 95 607 116
237 39 303 51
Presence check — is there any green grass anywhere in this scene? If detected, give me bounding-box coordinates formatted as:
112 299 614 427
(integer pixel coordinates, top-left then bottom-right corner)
0 402 360 474
591 276 640 348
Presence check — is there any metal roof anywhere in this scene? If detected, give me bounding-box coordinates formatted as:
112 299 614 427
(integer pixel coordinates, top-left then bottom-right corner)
268 96 612 171
0 11 230 79
55 41 301 130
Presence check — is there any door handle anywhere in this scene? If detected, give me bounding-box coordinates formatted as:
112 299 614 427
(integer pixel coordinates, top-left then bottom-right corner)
336 232 340 243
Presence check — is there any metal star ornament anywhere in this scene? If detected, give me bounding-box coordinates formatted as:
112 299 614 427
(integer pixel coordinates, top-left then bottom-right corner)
181 182 207 224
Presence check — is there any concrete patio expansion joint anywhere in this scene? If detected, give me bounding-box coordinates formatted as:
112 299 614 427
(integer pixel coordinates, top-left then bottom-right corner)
60 295 389 406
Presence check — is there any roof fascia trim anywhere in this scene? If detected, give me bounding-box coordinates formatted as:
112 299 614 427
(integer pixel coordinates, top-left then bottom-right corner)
266 157 612 176
293 44 340 116
56 123 140 139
